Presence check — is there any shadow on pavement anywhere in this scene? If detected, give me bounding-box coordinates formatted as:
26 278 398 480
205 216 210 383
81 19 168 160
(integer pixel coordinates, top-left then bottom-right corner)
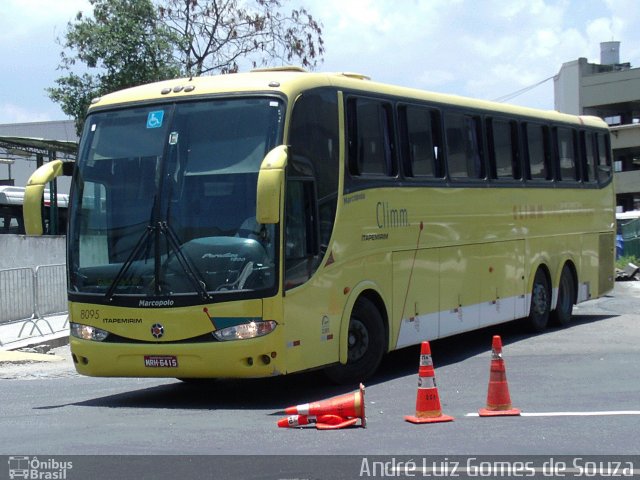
34 313 615 412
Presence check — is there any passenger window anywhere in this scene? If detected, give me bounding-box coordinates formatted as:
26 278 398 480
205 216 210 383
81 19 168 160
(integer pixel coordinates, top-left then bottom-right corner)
556 127 578 181
526 123 552 181
347 98 396 177
444 112 484 179
489 118 520 180
401 105 443 178
580 131 597 183
596 133 612 184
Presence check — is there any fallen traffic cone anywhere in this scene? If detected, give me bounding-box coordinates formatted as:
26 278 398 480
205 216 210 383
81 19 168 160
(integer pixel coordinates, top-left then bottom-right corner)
277 414 359 430
284 383 366 427
316 415 359 430
277 414 316 428
478 335 521 416
404 341 454 424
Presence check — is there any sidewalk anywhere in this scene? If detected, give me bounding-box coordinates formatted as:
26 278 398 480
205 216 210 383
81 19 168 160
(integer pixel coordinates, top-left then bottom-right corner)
0 314 69 363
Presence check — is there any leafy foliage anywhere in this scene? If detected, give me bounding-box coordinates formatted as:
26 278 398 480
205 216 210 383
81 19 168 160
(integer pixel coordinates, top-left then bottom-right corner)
159 0 325 76
616 255 640 270
49 0 325 130
48 0 181 134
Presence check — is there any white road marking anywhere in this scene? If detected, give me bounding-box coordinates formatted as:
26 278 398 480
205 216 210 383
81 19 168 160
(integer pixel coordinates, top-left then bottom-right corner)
466 410 640 417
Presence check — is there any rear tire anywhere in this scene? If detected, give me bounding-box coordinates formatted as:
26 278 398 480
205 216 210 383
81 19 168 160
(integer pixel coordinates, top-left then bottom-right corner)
324 297 386 384
551 266 575 327
526 268 550 332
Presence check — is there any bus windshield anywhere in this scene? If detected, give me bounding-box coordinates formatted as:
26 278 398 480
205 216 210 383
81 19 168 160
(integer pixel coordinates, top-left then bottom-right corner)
68 97 284 300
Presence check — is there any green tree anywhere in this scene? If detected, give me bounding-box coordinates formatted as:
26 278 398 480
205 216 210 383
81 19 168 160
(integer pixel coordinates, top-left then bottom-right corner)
158 0 324 76
48 0 181 134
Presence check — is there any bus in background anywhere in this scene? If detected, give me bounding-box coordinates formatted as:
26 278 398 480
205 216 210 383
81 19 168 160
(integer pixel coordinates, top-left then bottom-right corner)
0 185 68 235
24 69 615 383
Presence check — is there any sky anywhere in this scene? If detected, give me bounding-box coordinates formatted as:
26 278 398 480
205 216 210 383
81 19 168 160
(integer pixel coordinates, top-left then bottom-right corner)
1 0 639 124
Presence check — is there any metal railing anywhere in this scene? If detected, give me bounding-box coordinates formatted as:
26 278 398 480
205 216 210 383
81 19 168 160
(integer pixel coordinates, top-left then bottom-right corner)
34 264 68 317
0 267 35 323
0 264 67 339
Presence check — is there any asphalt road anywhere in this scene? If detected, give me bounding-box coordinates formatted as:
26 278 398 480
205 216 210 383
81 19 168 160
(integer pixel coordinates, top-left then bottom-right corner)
1 282 639 478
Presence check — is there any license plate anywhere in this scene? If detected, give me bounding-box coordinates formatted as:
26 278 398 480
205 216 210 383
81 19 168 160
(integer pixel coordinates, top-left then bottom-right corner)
144 355 178 368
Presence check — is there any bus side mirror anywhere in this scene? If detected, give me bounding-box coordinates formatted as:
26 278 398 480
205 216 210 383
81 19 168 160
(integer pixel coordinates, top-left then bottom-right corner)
256 145 288 224
24 160 65 236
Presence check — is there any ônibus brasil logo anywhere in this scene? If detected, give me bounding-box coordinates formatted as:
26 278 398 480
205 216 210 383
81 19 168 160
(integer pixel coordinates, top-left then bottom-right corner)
8 456 72 479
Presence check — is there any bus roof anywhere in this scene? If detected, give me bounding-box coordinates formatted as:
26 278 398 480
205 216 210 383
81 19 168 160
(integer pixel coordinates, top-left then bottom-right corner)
90 69 608 130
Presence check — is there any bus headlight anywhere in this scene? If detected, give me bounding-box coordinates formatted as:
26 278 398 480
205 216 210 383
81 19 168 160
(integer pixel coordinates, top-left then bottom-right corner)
70 322 110 342
213 320 277 341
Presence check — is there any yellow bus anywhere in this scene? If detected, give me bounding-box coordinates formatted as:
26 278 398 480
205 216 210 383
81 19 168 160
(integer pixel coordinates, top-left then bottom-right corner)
25 68 615 383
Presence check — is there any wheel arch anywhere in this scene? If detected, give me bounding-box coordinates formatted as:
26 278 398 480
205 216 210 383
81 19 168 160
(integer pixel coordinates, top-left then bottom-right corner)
338 283 390 365
528 261 552 294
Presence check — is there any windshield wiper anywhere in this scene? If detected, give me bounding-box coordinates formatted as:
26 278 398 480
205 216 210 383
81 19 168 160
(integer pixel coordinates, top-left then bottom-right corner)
105 224 154 301
104 221 211 301
160 221 211 300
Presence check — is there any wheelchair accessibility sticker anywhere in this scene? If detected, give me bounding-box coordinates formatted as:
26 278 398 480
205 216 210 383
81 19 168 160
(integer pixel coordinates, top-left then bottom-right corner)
146 110 164 129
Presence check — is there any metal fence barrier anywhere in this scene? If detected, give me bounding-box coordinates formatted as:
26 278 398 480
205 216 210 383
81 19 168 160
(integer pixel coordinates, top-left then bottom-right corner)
0 264 67 327
0 267 35 324
35 264 68 318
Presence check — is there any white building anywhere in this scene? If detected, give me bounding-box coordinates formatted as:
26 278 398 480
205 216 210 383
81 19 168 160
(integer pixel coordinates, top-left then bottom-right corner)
554 41 640 211
0 119 77 191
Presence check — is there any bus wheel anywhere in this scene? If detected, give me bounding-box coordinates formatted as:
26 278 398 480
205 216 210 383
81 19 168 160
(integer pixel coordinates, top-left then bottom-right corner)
527 269 550 332
551 266 575 327
324 297 386 384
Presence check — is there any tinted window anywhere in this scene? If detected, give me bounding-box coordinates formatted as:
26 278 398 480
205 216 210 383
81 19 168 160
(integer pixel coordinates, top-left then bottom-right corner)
289 89 339 248
580 131 597 183
444 112 484 179
347 98 396 176
526 123 552 181
596 133 612 183
401 105 443 178
489 118 520 180
556 127 578 181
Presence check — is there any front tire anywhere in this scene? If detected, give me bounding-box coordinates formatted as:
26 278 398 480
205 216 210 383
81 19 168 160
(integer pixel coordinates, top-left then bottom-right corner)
526 268 551 332
325 297 386 384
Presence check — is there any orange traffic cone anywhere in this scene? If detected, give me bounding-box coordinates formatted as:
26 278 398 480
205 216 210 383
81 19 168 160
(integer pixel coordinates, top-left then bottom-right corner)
277 414 359 430
478 335 521 416
284 383 366 427
404 341 454 424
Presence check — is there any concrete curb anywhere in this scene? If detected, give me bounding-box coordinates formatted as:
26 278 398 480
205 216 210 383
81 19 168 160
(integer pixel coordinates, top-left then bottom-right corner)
0 314 69 353
0 349 66 363
15 333 70 350
1 332 69 352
